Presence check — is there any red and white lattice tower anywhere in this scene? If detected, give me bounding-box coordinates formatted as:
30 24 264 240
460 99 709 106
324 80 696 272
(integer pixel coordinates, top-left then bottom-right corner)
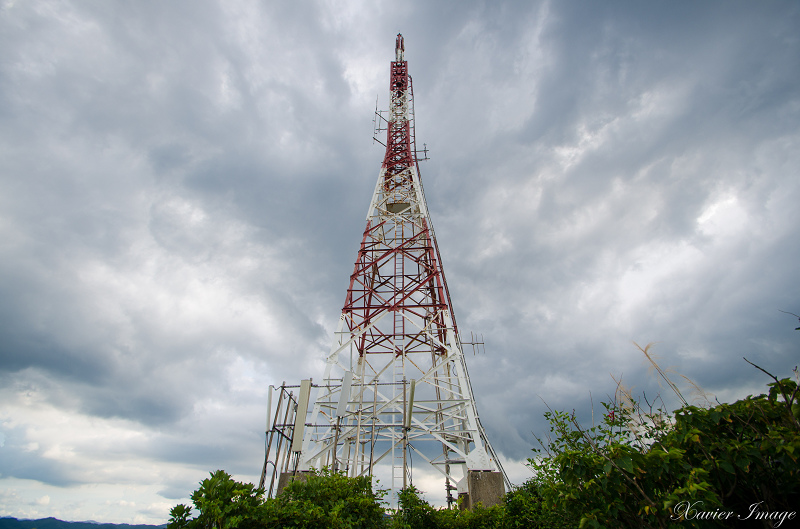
272 34 508 507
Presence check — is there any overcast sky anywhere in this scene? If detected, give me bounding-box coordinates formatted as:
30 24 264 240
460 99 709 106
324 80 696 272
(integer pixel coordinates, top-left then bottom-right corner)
1 0 799 523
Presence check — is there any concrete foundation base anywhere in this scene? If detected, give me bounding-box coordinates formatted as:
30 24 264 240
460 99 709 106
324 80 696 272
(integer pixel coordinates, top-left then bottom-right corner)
460 470 505 510
276 471 311 496
458 492 470 510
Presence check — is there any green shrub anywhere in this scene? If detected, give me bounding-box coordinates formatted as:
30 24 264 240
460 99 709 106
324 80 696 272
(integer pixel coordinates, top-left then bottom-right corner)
169 468 387 529
528 358 800 529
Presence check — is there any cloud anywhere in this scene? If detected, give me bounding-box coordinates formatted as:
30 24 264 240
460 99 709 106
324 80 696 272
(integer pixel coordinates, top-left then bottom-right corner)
1 0 799 522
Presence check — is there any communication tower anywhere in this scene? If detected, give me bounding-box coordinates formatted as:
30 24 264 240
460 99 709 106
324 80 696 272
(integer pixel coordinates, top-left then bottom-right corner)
260 34 508 508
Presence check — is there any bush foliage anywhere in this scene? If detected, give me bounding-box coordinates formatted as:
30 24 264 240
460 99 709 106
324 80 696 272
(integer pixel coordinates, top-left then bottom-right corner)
528 373 799 528
167 468 386 529
169 359 799 528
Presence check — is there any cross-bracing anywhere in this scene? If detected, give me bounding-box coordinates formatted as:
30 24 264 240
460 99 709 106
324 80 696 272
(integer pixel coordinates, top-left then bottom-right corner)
260 34 508 508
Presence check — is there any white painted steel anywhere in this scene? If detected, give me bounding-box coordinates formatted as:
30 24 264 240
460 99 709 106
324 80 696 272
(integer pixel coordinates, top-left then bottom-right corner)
275 37 510 507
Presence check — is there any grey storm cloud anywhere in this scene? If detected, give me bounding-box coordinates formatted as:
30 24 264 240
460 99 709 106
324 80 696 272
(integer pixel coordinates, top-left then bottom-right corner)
1 0 799 523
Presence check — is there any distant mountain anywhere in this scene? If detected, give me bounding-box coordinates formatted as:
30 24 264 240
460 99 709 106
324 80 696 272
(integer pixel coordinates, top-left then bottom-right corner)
0 518 165 529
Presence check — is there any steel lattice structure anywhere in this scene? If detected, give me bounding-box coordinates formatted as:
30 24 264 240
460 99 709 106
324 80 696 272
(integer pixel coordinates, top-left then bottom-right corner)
262 34 508 507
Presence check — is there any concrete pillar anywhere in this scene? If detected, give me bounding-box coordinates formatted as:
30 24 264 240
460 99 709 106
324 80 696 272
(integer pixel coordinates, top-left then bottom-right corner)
276 471 311 496
458 492 470 511
461 470 505 509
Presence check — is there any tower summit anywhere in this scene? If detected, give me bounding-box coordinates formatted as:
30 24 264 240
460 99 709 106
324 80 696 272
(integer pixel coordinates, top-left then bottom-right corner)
261 34 508 508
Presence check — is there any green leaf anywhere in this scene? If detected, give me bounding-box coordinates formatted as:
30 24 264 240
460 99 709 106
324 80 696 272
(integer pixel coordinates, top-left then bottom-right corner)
617 456 634 474
718 460 735 474
735 456 751 472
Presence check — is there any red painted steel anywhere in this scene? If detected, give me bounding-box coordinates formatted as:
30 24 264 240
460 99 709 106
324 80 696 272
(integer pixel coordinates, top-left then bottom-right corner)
341 35 451 359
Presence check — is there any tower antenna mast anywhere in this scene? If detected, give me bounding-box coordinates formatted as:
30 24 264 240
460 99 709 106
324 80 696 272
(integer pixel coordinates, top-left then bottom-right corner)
262 34 508 508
